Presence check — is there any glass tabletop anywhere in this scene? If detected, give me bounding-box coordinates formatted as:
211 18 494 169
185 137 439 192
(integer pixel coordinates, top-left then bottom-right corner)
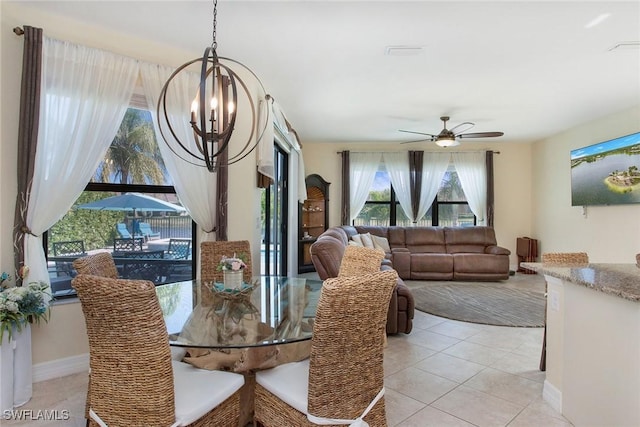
156 276 323 349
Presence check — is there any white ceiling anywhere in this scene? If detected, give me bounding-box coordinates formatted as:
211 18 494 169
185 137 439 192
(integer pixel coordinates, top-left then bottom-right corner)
16 1 640 146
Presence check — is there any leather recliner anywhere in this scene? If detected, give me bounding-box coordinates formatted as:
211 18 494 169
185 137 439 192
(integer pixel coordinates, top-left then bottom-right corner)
310 227 414 334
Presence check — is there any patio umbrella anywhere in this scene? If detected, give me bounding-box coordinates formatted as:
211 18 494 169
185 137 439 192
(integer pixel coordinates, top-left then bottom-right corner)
77 192 186 214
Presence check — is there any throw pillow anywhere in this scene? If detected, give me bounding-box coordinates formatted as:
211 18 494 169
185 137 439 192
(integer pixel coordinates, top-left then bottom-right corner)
350 233 375 248
338 245 385 277
371 235 391 253
359 232 375 248
348 240 363 247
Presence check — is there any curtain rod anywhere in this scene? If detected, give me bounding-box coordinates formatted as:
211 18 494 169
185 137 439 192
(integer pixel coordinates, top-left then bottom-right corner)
336 150 500 154
14 27 24 36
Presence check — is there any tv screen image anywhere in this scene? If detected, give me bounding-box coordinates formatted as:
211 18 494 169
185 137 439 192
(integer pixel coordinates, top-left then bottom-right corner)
571 131 640 206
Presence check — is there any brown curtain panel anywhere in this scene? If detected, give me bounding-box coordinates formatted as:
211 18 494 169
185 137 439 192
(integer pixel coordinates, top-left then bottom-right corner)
215 150 229 240
340 150 350 225
13 26 43 283
409 151 423 222
486 150 495 227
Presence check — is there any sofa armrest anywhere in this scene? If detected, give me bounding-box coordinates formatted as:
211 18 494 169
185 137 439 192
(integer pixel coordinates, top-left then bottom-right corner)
391 248 410 279
485 245 511 256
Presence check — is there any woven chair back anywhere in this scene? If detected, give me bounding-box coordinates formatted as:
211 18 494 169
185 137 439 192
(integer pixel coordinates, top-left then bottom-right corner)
72 275 175 426
307 270 397 424
167 238 192 259
201 240 252 283
72 253 118 279
541 252 589 265
338 245 385 277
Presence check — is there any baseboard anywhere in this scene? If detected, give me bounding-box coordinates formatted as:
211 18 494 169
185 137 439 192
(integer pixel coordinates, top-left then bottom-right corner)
33 353 89 383
543 379 562 413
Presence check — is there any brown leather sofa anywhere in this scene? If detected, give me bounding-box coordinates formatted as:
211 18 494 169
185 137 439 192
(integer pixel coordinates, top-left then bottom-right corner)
310 226 415 335
339 225 511 281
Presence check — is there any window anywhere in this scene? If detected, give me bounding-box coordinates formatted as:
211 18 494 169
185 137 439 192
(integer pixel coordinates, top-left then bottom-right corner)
354 162 475 227
46 108 196 298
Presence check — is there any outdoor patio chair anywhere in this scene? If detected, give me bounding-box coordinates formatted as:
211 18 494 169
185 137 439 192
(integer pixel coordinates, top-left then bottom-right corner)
138 222 161 240
166 238 191 260
122 250 165 259
52 240 86 257
254 271 397 426
113 237 144 252
72 274 244 427
51 240 86 277
116 223 133 239
200 240 252 283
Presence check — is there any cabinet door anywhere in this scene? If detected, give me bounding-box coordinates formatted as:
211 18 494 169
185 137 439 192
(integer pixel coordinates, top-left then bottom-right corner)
298 174 330 273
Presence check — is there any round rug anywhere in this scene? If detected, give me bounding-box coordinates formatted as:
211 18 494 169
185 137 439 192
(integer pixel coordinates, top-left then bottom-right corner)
407 273 546 327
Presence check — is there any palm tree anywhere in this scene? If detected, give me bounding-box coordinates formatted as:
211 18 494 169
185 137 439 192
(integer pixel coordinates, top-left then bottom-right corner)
95 109 167 185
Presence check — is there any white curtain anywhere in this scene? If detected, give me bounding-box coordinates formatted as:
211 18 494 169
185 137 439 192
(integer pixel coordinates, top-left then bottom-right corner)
25 38 139 290
139 62 218 241
416 152 451 222
257 96 275 180
382 152 412 221
451 151 487 224
349 152 382 222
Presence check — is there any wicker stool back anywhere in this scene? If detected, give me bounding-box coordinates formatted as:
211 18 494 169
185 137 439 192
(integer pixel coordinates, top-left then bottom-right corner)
254 270 397 426
201 240 252 283
338 245 386 277
541 252 589 265
72 253 119 279
73 275 175 426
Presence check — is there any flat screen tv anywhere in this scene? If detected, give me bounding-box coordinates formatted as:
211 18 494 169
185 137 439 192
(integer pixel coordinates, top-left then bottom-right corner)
571 131 640 206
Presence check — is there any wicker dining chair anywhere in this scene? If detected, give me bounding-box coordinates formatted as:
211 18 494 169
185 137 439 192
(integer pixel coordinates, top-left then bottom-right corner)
541 252 589 265
254 270 398 426
72 274 244 427
201 240 252 283
338 245 386 277
72 252 119 279
539 252 589 371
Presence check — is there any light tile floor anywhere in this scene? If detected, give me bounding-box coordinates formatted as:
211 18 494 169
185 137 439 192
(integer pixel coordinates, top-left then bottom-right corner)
3 311 573 426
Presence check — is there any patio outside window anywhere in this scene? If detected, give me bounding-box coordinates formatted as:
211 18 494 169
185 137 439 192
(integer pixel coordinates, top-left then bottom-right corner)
46 108 195 298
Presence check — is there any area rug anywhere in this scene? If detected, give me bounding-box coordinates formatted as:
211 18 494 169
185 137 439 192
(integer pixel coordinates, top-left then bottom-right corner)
406 273 546 327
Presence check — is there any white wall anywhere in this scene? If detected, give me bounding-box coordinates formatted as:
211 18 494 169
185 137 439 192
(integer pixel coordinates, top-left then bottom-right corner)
301 141 535 268
531 106 640 262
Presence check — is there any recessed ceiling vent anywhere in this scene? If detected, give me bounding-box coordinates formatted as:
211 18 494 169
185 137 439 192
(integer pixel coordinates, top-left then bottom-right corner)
384 45 424 56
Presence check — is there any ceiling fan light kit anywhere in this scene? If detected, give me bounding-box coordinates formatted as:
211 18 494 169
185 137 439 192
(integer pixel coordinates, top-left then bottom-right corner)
399 115 504 147
435 136 460 148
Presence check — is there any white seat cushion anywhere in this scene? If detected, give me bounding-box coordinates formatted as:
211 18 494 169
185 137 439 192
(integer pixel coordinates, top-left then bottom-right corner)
255 359 309 414
172 360 245 426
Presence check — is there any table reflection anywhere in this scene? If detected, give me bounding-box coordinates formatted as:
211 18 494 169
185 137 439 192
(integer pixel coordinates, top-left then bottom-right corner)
156 276 322 349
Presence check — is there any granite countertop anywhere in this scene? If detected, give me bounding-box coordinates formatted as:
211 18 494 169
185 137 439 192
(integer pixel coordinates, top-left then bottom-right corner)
521 262 640 302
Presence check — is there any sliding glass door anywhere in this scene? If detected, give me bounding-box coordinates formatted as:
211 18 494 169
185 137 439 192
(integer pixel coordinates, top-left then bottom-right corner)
261 144 288 275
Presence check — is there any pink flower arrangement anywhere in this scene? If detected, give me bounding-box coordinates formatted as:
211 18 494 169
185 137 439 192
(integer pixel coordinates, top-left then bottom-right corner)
216 253 247 272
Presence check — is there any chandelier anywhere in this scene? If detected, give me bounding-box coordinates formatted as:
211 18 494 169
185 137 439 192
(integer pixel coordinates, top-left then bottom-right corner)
157 0 267 172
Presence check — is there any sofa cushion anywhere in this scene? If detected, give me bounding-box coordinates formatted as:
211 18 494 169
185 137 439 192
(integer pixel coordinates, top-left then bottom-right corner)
445 226 498 254
405 227 447 253
372 235 391 253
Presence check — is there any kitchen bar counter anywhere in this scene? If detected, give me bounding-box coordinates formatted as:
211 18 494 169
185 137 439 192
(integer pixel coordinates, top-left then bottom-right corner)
522 262 640 427
521 262 640 301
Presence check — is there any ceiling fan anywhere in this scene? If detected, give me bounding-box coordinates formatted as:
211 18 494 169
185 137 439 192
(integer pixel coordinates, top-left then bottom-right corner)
399 116 504 147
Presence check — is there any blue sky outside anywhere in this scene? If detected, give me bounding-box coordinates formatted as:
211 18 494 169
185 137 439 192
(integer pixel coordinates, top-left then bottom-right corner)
571 131 640 160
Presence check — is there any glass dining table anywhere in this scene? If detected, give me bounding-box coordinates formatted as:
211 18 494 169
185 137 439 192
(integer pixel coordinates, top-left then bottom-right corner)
156 275 323 350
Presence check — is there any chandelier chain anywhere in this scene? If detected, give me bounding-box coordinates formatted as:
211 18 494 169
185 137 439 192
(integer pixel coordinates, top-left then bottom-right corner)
211 0 218 50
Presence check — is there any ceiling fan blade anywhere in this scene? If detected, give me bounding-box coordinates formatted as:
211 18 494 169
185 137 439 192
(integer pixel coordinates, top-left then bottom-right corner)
449 121 474 135
400 137 436 144
399 129 438 138
458 131 504 139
